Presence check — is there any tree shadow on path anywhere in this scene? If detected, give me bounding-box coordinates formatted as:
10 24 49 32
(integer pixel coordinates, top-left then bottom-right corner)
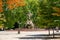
16 33 60 39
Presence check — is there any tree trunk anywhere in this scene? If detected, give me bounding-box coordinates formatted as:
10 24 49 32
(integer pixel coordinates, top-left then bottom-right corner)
49 29 50 35
18 28 20 34
18 24 20 34
53 29 54 38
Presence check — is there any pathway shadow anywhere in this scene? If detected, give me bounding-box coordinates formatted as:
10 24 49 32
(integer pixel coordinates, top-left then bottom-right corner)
16 33 60 39
18 36 60 39
27 33 60 36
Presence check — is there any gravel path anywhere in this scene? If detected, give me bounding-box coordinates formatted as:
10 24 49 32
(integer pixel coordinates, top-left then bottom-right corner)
0 30 60 40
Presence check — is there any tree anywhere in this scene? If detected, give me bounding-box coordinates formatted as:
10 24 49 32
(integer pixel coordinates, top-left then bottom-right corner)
0 0 26 29
38 0 60 37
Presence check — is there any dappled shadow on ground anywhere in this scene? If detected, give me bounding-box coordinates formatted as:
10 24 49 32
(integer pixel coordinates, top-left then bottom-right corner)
18 36 60 39
27 33 60 36
16 33 60 39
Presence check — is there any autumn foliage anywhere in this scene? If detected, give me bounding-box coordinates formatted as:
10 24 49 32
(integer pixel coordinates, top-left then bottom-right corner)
0 0 3 12
52 7 60 16
0 0 25 12
7 0 25 10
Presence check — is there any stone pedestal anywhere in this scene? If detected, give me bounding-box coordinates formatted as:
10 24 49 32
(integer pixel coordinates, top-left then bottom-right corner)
26 20 34 29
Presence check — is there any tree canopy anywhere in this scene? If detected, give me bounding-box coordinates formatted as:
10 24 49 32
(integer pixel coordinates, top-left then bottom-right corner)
0 0 60 29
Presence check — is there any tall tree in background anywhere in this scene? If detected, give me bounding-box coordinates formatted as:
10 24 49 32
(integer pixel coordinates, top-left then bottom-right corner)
0 0 60 30
38 0 60 36
0 0 26 29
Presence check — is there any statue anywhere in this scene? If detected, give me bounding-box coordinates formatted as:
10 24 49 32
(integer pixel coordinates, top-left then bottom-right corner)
26 10 34 29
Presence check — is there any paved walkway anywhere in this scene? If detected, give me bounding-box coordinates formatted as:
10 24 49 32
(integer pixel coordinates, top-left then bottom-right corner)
0 30 60 40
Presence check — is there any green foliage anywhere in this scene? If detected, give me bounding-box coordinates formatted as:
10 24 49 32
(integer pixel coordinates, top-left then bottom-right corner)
38 0 60 28
0 0 60 29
